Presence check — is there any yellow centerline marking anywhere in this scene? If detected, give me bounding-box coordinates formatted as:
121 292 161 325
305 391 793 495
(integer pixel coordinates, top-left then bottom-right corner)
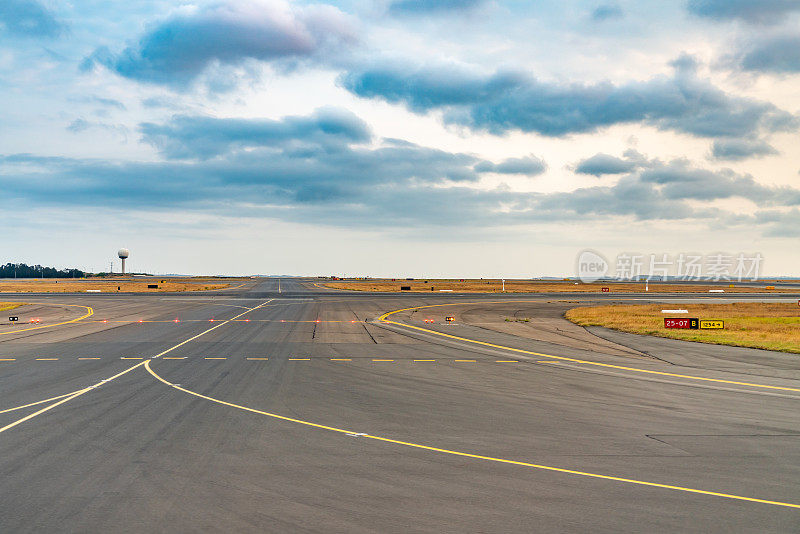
88 319 367 324
496 360 518 363
148 299 273 360
289 358 311 361
377 302 800 393
78 357 101 360
330 358 351 361
455 359 477 362
0 358 16 361
35 358 58 361
204 357 227 360
144 360 800 510
246 358 268 360
0 304 93 336
0 361 146 435
0 391 81 415
0 298 274 436
372 359 394 362
414 359 436 362
218 282 248 291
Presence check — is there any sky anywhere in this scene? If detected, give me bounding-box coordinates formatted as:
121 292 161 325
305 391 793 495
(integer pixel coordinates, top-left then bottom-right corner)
1 0 799 277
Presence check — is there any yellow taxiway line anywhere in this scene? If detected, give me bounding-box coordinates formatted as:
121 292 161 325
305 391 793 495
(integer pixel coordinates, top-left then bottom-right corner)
377 302 800 393
144 359 800 510
0 361 146 435
0 304 94 336
0 299 274 435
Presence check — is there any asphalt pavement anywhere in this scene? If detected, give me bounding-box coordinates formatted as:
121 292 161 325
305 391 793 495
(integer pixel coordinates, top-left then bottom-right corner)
1 278 799 532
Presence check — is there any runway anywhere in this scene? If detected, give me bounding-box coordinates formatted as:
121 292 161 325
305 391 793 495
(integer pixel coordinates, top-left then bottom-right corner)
2 278 800 532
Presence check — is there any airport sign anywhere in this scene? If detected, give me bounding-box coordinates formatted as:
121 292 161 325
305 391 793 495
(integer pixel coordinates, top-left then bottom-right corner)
699 320 724 329
664 317 699 329
8 316 18 322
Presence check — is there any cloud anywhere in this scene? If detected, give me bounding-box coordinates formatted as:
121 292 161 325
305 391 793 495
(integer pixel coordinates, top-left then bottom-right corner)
0 140 489 223
65 119 130 140
88 96 126 111
637 159 800 205
340 61 797 138
83 0 356 88
710 138 778 161
140 108 372 159
591 4 624 21
734 35 800 73
687 0 800 25
388 0 484 15
66 119 90 133
756 209 800 237
575 153 640 176
4 115 800 235
69 95 127 111
0 0 64 37
567 151 800 218
474 155 546 175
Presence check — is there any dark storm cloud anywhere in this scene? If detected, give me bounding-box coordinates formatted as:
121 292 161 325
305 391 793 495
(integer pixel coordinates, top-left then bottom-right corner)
340 63 797 138
687 0 800 24
82 1 355 88
711 138 778 161
388 0 484 14
0 0 64 37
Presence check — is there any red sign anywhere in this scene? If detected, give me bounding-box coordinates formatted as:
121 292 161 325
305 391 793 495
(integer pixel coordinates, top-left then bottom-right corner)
601 287 609 292
664 318 699 329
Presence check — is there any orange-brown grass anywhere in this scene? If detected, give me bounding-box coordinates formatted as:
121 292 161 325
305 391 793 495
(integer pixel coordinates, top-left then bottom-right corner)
323 279 795 293
566 302 800 353
0 279 230 293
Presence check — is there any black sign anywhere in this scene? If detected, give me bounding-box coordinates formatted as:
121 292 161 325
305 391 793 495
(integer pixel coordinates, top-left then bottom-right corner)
9 316 19 322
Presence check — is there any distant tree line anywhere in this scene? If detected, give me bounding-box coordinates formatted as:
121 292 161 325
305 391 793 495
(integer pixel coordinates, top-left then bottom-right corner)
0 263 85 278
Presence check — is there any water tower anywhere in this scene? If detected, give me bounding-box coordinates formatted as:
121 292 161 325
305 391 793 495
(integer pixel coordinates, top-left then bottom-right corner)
118 248 130 275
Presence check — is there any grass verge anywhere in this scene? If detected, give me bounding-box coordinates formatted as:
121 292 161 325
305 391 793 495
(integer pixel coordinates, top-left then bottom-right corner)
0 302 25 312
566 303 800 354
0 280 231 293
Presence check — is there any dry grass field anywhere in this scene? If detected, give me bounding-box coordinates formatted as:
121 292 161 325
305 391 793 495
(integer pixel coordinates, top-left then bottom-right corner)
0 278 233 293
566 303 800 353
0 302 24 312
323 279 797 293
